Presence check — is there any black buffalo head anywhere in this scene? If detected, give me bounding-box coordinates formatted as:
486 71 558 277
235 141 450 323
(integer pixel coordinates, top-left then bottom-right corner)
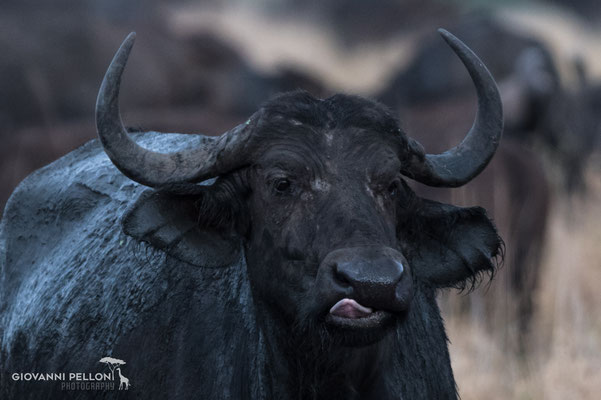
96 30 503 348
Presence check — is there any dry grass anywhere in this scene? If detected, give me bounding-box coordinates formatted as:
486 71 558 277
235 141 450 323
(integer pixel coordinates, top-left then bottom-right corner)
447 164 601 399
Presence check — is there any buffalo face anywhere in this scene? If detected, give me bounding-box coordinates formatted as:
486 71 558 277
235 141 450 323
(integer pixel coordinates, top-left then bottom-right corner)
239 95 416 345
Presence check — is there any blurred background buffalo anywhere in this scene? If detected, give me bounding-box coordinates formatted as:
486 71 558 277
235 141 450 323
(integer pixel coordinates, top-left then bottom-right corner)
1 0 600 398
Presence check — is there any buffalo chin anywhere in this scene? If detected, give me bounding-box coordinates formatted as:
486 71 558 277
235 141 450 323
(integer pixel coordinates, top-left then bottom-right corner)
324 310 402 347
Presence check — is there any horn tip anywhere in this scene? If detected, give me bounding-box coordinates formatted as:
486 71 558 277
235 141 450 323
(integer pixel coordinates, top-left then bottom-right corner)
437 28 458 45
122 32 136 50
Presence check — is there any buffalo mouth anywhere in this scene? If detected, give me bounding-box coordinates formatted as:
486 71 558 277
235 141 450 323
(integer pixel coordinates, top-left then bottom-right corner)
325 298 394 331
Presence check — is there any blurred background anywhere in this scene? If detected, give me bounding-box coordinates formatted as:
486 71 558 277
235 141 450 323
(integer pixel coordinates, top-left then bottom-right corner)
1 0 600 398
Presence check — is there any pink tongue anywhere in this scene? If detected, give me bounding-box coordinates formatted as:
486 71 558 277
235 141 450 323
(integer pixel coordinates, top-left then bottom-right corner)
329 299 373 319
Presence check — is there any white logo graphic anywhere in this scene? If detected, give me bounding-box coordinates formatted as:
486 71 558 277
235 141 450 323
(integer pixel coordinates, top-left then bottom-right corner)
11 355 132 391
116 367 130 390
99 357 131 390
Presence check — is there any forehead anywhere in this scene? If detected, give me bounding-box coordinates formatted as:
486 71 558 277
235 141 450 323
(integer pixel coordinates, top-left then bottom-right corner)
254 92 406 162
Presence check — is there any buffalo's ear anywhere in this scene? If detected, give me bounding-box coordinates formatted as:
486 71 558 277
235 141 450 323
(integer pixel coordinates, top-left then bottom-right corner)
400 199 502 289
122 188 242 268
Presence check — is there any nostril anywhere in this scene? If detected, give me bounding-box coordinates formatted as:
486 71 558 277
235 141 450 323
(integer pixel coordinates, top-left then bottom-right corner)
333 266 352 288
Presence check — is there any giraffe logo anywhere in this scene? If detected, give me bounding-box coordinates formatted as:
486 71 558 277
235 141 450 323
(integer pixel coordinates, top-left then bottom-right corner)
99 357 131 390
116 367 130 390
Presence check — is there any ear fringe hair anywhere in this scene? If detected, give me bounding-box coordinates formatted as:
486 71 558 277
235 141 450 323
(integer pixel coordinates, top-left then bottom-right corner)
447 222 505 294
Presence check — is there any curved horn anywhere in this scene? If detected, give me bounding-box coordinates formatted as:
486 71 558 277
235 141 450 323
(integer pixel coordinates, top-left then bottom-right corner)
401 29 503 187
96 33 252 187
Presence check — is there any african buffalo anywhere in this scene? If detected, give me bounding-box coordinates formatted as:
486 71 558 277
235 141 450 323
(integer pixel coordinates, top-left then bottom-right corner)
1 30 503 399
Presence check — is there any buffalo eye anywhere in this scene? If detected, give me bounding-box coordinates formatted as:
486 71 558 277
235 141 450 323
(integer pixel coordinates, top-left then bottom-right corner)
272 178 294 195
